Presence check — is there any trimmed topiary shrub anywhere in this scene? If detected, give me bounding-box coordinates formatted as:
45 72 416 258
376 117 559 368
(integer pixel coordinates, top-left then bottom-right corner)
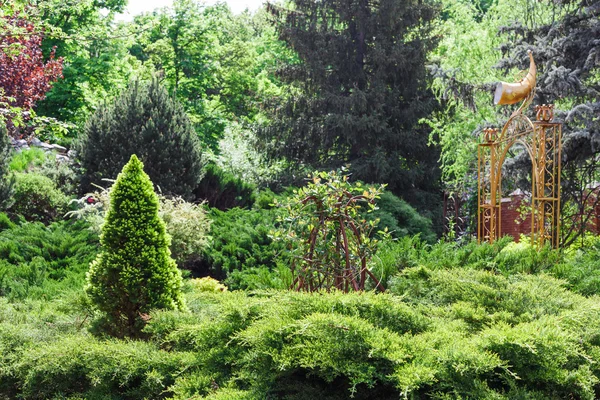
86 155 184 338
8 172 70 223
78 77 205 199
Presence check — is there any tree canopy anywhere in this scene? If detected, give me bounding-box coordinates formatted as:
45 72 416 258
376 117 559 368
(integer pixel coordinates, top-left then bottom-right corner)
257 0 442 218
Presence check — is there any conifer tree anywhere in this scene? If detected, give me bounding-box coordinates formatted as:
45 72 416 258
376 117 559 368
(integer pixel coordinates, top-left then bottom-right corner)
86 155 184 338
259 0 441 213
78 77 204 199
0 123 15 210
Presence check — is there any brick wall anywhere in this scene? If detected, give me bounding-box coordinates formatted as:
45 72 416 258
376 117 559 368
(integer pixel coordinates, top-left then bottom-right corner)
500 194 531 242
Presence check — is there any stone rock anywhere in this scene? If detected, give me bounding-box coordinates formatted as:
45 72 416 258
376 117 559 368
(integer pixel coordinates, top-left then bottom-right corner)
50 144 67 154
30 137 43 147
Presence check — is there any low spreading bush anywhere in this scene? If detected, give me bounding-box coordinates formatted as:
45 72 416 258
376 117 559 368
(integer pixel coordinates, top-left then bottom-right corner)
198 207 286 288
369 191 437 243
8 172 70 223
0 212 14 231
0 220 98 300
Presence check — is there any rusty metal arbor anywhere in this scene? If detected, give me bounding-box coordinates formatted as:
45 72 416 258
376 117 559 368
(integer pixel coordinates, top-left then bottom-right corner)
477 51 562 248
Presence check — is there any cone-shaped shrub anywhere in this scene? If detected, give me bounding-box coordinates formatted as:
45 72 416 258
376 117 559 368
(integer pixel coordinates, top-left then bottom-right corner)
78 77 204 199
86 155 184 338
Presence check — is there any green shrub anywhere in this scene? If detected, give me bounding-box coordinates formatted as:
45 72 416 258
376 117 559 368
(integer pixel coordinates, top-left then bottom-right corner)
0 124 15 209
194 163 256 210
160 197 211 268
78 78 205 199
0 212 14 231
187 277 228 293
0 220 98 300
7 335 197 400
8 172 70 223
86 155 184 338
35 155 80 197
369 191 437 243
2 269 600 399
198 207 285 288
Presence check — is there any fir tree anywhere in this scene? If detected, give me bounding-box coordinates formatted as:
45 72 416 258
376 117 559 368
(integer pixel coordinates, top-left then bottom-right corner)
258 0 441 215
78 77 204 200
0 123 15 210
86 155 184 338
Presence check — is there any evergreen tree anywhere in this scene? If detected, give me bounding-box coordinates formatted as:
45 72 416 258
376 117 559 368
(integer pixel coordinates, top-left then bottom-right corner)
0 123 14 210
86 155 184 338
78 77 204 199
258 0 441 213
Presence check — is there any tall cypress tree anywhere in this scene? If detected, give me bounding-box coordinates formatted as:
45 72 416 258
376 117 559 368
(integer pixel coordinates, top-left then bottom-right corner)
78 77 204 200
86 155 184 338
258 0 441 212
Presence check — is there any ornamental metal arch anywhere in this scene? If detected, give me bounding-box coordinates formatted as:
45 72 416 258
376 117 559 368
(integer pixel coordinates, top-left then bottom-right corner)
477 52 562 248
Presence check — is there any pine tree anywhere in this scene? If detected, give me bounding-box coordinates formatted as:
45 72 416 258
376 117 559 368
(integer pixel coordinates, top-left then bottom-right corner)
86 155 184 338
78 77 204 200
258 0 441 212
0 123 15 210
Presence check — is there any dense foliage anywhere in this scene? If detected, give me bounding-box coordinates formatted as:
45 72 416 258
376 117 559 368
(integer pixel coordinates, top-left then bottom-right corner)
274 169 388 291
199 207 286 288
2 0 600 398
128 1 291 150
259 0 442 214
78 78 205 199
2 245 600 398
370 191 437 244
8 172 70 223
0 10 63 137
194 163 257 210
0 218 98 300
34 0 133 128
86 155 184 338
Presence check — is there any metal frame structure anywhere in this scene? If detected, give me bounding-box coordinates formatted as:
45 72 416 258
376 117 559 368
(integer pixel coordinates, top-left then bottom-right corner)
477 104 562 248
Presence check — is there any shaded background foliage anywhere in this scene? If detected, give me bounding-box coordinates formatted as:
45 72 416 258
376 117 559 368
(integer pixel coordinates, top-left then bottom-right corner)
257 0 444 231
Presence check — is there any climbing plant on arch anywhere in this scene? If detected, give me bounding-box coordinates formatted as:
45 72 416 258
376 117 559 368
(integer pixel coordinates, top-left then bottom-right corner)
477 52 562 248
